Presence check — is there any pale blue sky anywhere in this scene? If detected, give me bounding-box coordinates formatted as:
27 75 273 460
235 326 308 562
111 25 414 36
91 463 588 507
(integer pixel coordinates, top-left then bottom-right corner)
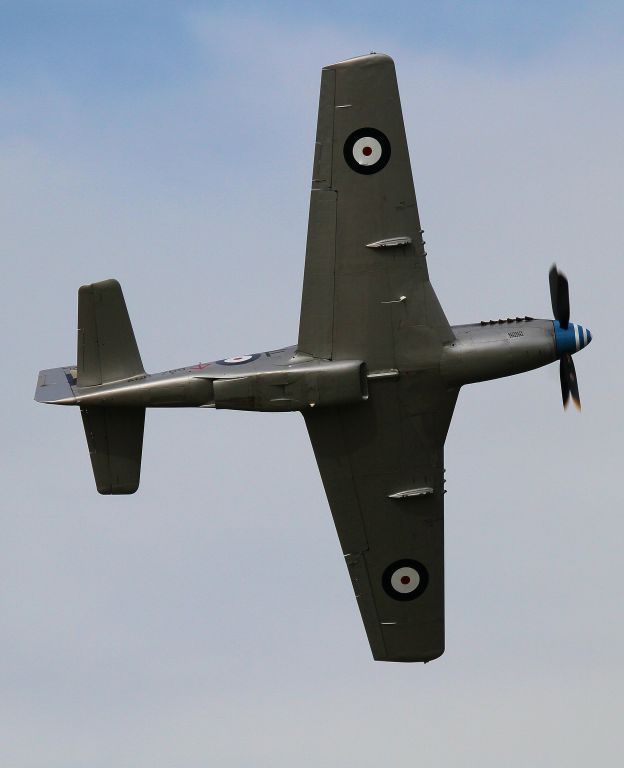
0 1 612 83
1 3 622 766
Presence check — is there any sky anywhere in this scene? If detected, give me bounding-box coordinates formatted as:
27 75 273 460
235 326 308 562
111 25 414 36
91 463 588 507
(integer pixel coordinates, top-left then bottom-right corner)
2 2 623 766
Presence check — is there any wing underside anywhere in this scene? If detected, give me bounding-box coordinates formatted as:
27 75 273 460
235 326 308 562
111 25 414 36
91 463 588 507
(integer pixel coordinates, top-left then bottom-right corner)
300 54 458 661
305 378 458 662
297 54 453 370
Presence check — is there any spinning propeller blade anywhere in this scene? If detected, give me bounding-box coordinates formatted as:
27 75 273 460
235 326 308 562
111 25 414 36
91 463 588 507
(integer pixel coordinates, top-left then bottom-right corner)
549 264 570 330
550 264 582 410
560 353 581 411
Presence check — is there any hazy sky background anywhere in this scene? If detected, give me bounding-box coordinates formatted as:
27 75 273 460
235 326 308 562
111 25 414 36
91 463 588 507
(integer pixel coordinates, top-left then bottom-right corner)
2 2 622 766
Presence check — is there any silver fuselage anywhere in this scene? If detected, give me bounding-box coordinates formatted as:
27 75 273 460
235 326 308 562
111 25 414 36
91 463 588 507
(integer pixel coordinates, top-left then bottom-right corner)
37 318 566 412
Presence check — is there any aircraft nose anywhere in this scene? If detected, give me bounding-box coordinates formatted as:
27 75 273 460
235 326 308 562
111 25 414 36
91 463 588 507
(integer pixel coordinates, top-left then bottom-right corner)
578 324 592 350
553 321 592 355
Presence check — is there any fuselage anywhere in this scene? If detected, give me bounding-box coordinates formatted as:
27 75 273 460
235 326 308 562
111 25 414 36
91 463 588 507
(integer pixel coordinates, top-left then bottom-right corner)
36 318 592 411
442 317 590 385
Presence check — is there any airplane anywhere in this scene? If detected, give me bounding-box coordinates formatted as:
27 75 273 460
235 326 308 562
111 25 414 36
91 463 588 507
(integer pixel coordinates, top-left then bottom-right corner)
35 53 592 663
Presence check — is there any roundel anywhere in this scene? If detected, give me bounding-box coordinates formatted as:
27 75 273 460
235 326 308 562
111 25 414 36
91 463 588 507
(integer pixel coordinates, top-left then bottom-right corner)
216 354 260 366
382 559 429 601
343 128 391 175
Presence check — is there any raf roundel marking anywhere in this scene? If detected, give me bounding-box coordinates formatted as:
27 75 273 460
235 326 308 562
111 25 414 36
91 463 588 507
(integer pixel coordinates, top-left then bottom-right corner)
217 354 260 366
344 127 391 175
382 559 429 601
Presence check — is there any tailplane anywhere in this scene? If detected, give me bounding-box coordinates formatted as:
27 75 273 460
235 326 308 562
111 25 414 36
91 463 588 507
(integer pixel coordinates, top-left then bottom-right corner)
77 279 145 493
35 279 147 494
78 279 144 386
81 406 145 494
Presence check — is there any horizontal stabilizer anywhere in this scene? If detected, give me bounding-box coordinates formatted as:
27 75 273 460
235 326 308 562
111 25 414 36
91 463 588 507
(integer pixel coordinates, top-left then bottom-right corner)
81 406 145 494
78 279 144 386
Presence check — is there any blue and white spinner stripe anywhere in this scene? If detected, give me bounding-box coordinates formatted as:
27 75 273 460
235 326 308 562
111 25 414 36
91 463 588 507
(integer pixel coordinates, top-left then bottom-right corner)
553 320 592 355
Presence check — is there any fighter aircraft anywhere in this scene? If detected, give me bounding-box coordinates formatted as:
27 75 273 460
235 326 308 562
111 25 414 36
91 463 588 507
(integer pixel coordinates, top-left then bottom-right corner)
35 53 592 663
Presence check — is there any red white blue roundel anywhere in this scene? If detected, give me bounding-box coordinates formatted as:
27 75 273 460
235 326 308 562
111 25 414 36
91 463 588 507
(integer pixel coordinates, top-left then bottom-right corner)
344 128 391 174
217 353 260 366
382 559 429 601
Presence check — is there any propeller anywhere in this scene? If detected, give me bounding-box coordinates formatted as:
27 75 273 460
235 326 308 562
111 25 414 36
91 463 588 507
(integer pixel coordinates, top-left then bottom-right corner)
549 264 580 410
549 264 570 329
560 353 581 410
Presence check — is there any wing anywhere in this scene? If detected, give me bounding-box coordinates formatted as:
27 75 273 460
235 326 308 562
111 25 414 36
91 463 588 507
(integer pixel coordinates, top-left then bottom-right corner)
305 377 458 662
297 53 453 369
300 54 458 661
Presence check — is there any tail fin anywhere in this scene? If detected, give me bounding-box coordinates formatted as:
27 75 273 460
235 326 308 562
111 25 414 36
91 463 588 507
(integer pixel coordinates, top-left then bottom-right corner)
78 279 144 386
81 406 145 494
35 366 77 404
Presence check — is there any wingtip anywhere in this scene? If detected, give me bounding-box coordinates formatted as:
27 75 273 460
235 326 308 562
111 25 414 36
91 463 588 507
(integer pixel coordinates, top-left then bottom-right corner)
79 277 121 293
324 52 394 71
97 483 140 495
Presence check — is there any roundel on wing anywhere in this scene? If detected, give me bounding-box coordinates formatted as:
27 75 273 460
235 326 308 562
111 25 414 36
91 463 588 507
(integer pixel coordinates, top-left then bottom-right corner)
343 128 391 175
382 559 429 601
216 354 260 366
